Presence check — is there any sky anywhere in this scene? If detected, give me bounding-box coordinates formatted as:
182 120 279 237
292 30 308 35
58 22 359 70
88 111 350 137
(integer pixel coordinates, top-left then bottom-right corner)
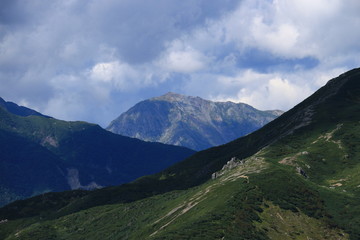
0 0 359 127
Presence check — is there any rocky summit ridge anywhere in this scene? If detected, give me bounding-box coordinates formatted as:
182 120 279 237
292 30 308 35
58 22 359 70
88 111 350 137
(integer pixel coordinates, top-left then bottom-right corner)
107 93 283 150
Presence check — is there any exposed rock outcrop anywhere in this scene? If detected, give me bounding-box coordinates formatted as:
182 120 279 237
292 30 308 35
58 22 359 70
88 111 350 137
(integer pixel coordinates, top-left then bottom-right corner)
212 157 245 179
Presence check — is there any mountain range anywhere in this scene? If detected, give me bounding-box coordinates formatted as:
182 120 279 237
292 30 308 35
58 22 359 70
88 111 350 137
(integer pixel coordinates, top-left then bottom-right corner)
107 92 283 150
0 68 359 239
0 98 195 207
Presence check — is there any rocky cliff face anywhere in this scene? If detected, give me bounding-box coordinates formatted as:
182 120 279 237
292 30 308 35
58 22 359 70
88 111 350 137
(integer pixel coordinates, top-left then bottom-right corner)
107 93 283 150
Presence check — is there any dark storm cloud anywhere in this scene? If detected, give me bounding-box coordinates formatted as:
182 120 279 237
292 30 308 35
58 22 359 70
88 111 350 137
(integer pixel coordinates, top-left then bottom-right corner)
80 0 240 64
0 0 32 26
0 0 359 126
0 0 240 125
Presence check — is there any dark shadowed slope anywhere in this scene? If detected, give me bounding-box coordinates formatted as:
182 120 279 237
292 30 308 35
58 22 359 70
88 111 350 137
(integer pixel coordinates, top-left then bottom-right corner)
0 101 195 206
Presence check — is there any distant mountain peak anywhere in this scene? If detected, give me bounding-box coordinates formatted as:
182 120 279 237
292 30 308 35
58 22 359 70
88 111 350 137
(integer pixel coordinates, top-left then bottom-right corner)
152 92 203 103
163 92 182 97
107 93 283 150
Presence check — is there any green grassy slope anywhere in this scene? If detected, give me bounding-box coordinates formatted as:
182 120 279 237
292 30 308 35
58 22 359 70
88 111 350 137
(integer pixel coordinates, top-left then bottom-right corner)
0 68 359 239
1 138 356 239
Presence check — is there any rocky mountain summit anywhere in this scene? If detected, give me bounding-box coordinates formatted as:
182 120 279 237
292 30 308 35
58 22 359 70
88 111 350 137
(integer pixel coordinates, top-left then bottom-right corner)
107 92 283 150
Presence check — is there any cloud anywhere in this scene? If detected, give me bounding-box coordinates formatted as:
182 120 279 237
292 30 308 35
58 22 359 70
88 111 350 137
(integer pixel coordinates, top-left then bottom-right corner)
184 0 360 66
250 19 300 57
161 50 206 73
211 69 311 110
238 77 312 110
89 61 138 89
156 40 209 73
82 0 239 64
0 0 359 126
159 0 360 106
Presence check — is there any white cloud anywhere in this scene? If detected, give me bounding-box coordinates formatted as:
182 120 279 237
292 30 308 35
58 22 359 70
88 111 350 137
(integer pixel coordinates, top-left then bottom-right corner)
165 50 206 73
90 61 138 89
0 0 359 126
216 69 266 87
250 18 300 57
238 77 312 110
213 70 312 111
184 0 360 63
157 40 208 73
91 62 117 83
